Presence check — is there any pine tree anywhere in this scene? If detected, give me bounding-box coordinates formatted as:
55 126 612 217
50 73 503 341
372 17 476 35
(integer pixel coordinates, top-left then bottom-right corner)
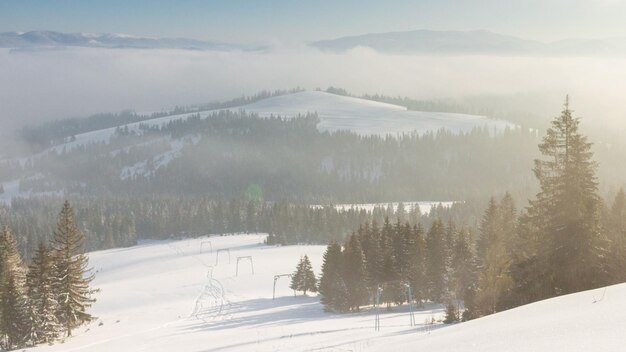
477 197 500 264
361 221 382 291
443 300 460 324
342 234 368 311
407 223 426 305
0 226 29 350
475 195 515 316
512 97 608 303
476 237 511 315
395 221 412 282
26 242 60 345
290 259 303 293
499 192 517 252
450 229 476 313
301 255 317 295
396 202 407 224
607 189 626 283
50 201 96 337
495 193 517 310
290 255 317 295
425 219 447 302
318 242 348 312
380 218 402 306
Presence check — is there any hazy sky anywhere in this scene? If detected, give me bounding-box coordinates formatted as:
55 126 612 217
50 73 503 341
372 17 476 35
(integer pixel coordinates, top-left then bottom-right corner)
2 0 626 43
2 46 626 131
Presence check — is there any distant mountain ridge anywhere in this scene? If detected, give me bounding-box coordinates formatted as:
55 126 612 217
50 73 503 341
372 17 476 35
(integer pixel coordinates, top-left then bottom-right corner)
0 30 262 51
311 29 626 56
5 30 626 55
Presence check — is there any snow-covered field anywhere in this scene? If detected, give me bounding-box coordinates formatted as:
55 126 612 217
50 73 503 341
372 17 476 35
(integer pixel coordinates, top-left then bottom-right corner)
25 234 445 352
25 234 625 352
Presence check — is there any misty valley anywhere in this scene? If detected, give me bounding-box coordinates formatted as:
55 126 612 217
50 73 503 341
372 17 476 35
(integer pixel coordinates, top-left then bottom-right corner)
2 5 626 351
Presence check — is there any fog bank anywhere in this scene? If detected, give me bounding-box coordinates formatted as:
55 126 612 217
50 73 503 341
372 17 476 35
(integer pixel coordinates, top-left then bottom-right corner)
1 47 626 131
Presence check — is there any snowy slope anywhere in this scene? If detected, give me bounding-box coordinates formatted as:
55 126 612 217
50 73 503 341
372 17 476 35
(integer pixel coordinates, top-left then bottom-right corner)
373 284 624 352
25 234 625 352
25 234 445 352
237 91 513 136
36 91 514 155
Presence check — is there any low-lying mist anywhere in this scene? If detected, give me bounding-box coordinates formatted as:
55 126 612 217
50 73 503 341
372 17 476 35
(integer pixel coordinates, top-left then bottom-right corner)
1 46 626 132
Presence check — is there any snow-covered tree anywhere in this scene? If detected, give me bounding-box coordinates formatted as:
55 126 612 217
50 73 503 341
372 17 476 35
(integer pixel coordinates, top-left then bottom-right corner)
26 242 60 345
51 201 96 337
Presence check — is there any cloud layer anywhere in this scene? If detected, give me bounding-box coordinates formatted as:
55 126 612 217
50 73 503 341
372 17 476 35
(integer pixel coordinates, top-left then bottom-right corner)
1 46 626 131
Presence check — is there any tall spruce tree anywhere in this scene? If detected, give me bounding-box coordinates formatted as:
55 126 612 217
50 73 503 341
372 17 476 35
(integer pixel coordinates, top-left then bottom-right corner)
380 218 402 306
512 97 608 303
342 234 368 311
425 219 447 302
0 226 29 350
607 189 626 283
477 197 500 264
51 201 96 337
476 235 512 315
318 242 348 312
408 223 426 305
300 255 317 295
26 242 60 345
475 195 515 316
450 229 476 307
361 221 382 291
290 255 317 295
499 192 517 253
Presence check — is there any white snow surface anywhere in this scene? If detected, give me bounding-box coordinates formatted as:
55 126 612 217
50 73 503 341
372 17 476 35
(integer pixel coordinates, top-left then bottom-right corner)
39 91 515 154
25 234 445 352
25 234 626 352
238 91 513 136
374 284 624 352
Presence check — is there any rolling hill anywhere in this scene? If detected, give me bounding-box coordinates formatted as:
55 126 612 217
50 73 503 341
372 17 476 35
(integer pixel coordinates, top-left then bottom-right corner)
28 90 514 155
0 90 520 204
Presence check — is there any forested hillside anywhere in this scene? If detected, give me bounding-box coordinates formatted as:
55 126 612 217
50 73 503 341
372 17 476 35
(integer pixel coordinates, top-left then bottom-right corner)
3 110 538 202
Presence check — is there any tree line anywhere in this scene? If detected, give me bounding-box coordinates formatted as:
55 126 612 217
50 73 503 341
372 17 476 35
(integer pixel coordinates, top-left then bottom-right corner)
9 109 542 203
3 193 474 260
0 201 96 350
316 215 480 317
